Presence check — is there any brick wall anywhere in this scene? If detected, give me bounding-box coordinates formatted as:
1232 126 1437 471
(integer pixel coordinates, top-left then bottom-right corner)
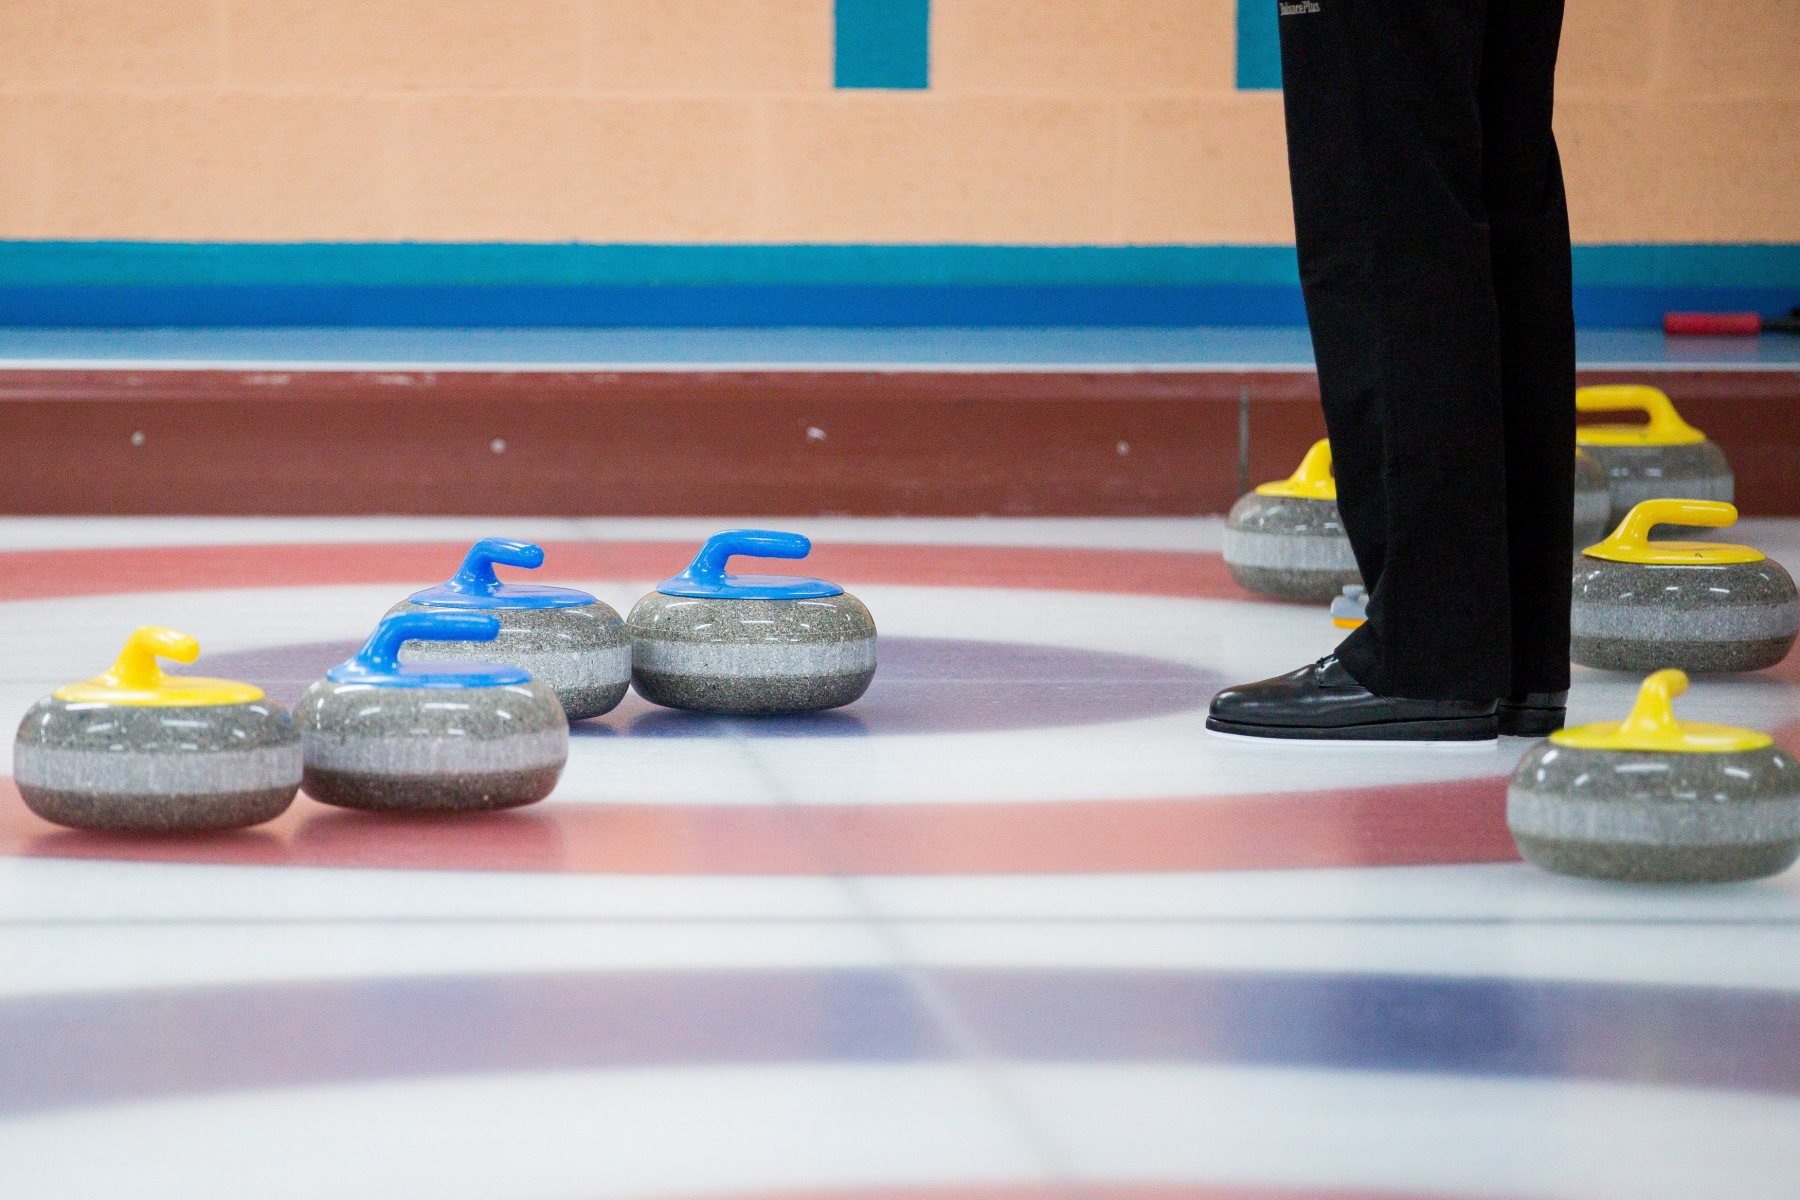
0 0 1792 244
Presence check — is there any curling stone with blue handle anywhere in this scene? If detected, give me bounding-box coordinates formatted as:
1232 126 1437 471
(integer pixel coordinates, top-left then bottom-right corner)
1571 499 1799 674
627 530 876 714
1577 385 1733 535
1573 449 1611 550
14 626 301 832
1508 670 1800 882
386 538 629 721
1222 439 1361 603
296 611 567 812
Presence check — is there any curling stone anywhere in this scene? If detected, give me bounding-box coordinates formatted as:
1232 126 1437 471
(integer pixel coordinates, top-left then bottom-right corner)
387 538 629 722
295 610 567 813
627 529 876 714
1571 499 1798 674
1508 669 1800 882
1573 449 1612 550
13 626 300 832
1577 385 1733 536
1330 584 1367 630
1223 439 1361 603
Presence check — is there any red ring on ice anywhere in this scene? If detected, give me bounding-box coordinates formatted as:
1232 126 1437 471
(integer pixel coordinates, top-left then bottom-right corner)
0 540 1793 877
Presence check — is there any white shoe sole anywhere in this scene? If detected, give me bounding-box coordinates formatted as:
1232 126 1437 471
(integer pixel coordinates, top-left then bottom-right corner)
1205 727 1500 752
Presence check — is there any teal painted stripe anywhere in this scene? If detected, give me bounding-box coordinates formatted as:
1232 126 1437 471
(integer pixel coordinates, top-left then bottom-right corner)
0 243 1304 288
1236 0 1283 90
0 242 1794 289
1572 244 1800 288
835 0 930 90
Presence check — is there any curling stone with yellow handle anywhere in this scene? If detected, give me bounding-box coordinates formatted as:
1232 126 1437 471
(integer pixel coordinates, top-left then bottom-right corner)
1329 585 1367 629
1222 439 1361 602
13 627 301 832
1573 448 1612 550
1577 384 1733 534
1571 499 1798 674
1508 670 1800 882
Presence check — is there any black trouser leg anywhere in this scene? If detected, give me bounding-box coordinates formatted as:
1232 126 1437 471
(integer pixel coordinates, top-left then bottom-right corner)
1484 0 1576 695
1278 0 1574 701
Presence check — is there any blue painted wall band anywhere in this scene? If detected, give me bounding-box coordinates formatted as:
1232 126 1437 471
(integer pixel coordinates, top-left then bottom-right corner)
0 242 1309 288
0 242 1791 328
4 242 1793 289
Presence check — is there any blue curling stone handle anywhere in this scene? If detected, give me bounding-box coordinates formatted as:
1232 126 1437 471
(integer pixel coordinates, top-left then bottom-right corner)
326 610 532 688
408 538 597 610
658 529 844 600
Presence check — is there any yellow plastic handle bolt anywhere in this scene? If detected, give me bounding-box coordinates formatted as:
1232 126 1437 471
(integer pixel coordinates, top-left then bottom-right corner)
1613 498 1736 544
1254 439 1338 499
1291 439 1332 485
1576 385 1706 445
102 626 200 692
1552 666 1774 753
1582 498 1763 565
1615 669 1689 745
54 625 262 707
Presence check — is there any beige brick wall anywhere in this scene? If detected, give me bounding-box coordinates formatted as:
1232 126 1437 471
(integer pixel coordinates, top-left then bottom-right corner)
1556 0 1800 242
0 0 1791 244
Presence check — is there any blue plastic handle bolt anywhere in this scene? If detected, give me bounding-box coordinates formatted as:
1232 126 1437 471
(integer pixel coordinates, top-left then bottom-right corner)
351 610 500 675
656 529 843 600
408 538 595 610
443 538 545 598
684 530 811 585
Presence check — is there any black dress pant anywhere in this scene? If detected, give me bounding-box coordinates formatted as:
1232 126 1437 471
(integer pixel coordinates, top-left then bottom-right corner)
1277 0 1576 701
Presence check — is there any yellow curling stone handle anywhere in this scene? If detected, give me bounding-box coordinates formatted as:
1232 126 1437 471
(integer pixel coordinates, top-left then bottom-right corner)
54 625 264 707
1553 670 1771 754
1576 385 1707 447
1254 438 1337 500
1583 498 1764 565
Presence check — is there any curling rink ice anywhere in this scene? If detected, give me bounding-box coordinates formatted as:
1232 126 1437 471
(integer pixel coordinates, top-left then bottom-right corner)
3 514 1800 1199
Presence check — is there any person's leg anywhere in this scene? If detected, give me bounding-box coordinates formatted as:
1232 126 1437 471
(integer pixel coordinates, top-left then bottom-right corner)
1276 1 1389 598
1282 0 1514 702
1482 0 1576 714
1208 0 1517 741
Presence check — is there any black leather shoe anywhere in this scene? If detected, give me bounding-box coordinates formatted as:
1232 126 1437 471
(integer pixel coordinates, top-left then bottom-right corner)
1207 656 1498 742
1497 690 1567 737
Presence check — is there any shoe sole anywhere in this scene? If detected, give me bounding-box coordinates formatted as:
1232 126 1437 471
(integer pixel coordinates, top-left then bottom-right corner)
1497 709 1566 738
1205 715 1498 747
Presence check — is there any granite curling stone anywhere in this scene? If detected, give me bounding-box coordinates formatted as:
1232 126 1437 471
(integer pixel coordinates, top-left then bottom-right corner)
1571 498 1799 674
1577 384 1733 536
13 626 301 832
1222 439 1361 603
1508 669 1800 883
1573 448 1612 551
1330 585 1368 630
387 538 629 722
295 610 568 813
627 529 876 714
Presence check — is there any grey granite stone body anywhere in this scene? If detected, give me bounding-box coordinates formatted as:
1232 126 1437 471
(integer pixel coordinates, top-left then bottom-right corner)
1570 557 1799 672
1222 493 1361 602
1508 740 1800 882
1573 452 1613 550
294 678 567 812
387 599 630 721
13 698 301 832
627 591 876 714
1580 440 1734 534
